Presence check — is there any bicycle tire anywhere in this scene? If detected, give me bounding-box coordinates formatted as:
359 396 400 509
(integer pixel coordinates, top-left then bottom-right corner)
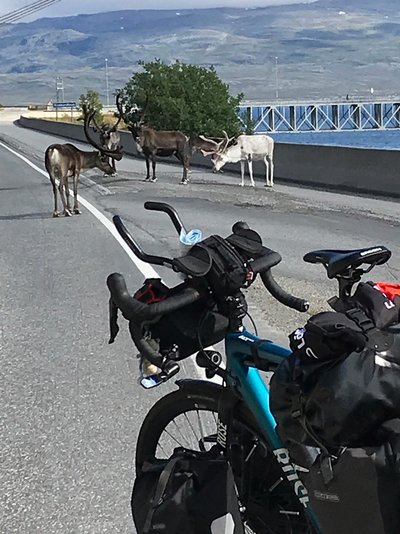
135 380 314 534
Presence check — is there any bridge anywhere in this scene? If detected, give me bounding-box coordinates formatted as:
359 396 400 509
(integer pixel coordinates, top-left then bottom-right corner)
239 99 400 134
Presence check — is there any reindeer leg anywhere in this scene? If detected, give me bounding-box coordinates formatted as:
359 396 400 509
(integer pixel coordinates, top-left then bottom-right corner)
179 153 189 185
65 177 72 213
144 155 151 181
112 158 118 177
270 156 274 187
50 173 60 217
150 154 157 183
58 178 72 217
240 160 245 187
73 173 81 214
248 158 255 187
264 156 273 187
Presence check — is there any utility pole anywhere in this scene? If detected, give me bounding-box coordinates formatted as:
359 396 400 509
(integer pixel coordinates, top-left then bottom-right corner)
55 75 64 120
105 58 110 108
55 75 64 102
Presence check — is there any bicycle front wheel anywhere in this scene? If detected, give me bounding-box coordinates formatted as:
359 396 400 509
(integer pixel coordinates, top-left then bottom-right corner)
135 380 314 534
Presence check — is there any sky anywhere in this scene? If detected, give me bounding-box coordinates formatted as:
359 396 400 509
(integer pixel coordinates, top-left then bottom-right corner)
1 0 311 21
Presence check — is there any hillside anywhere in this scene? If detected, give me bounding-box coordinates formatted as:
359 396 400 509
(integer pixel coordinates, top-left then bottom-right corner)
0 0 399 104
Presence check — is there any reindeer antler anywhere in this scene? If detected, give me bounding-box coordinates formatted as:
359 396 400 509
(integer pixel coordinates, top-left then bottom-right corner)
137 94 149 124
90 110 103 133
218 130 236 153
84 110 123 160
110 112 122 132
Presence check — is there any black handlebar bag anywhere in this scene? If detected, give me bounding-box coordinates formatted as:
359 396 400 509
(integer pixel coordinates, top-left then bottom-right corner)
133 278 229 360
132 447 245 534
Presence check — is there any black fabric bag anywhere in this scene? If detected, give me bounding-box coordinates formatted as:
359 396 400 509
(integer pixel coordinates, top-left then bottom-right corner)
173 234 249 299
271 280 400 452
132 448 245 534
271 333 400 452
132 278 229 361
301 421 400 534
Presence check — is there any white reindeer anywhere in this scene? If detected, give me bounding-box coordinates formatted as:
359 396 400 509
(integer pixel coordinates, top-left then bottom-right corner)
212 133 274 187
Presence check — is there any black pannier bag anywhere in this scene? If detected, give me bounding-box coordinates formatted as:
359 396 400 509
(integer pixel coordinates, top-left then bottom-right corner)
300 421 400 534
270 282 400 451
133 278 229 361
270 281 400 534
132 447 245 534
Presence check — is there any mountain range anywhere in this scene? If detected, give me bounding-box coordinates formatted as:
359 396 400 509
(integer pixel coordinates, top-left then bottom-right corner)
0 0 399 105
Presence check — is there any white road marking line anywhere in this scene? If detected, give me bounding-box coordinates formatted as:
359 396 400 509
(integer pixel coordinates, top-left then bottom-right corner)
0 141 158 279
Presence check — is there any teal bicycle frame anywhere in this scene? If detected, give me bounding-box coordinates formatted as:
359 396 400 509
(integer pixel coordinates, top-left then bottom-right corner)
225 329 322 533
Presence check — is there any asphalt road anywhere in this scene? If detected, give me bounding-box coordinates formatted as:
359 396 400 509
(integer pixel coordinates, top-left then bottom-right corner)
0 121 399 533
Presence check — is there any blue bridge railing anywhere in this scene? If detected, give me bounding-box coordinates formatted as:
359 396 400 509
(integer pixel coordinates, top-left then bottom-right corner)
239 100 400 134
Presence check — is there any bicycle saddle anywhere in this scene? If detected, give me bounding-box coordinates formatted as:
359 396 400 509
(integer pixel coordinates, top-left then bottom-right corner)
303 246 391 278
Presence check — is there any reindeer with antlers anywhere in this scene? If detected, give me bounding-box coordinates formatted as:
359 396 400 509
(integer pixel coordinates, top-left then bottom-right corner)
116 93 191 184
206 131 275 187
45 109 123 217
89 102 122 176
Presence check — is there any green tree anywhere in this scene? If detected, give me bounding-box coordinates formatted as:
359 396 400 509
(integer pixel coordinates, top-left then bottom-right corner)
78 89 103 123
242 107 256 135
119 60 243 137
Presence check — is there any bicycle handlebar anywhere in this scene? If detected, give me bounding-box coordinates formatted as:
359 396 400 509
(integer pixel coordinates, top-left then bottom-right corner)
144 201 187 236
260 270 309 312
108 207 309 378
250 251 309 312
107 273 202 321
113 215 174 268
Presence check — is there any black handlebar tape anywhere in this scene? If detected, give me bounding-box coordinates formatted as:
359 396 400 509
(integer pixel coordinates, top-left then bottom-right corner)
260 269 309 313
250 250 282 273
107 273 148 320
144 201 186 236
107 273 202 321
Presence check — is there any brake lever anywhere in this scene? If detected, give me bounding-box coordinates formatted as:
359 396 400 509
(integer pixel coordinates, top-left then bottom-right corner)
112 215 174 268
144 201 187 236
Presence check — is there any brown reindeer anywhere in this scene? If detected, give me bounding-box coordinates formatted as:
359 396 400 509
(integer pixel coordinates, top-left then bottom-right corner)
90 100 122 176
45 109 123 217
117 94 191 184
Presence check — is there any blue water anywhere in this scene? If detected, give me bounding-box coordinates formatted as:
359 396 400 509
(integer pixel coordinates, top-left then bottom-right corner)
271 129 400 150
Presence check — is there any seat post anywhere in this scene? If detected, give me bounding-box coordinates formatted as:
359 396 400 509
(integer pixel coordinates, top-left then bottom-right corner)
337 270 363 302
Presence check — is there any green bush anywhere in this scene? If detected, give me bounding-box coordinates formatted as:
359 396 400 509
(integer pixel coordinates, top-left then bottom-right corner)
119 59 243 137
78 89 103 123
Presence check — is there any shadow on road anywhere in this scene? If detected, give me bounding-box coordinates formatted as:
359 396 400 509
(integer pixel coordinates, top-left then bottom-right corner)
0 212 53 221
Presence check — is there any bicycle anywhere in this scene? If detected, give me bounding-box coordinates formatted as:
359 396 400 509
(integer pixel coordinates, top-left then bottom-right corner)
107 201 392 534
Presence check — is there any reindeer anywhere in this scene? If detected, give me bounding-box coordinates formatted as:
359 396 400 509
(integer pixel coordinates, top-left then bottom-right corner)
189 135 222 157
116 94 191 184
45 109 123 217
89 99 122 176
212 133 274 187
191 131 236 173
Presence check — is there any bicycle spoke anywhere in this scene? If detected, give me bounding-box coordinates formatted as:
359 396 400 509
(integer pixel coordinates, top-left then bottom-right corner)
171 417 192 448
183 411 201 448
154 409 218 458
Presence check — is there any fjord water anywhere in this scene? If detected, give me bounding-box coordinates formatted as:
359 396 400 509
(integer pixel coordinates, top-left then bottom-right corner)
273 129 400 150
